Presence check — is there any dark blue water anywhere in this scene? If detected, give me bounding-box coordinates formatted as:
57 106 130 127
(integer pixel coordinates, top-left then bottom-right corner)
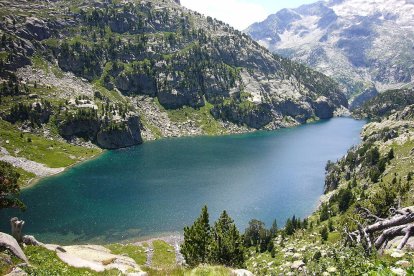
0 118 365 244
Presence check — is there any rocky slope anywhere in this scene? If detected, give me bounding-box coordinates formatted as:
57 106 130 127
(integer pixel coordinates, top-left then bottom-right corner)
354 87 414 120
0 0 348 183
246 0 414 108
245 93 414 274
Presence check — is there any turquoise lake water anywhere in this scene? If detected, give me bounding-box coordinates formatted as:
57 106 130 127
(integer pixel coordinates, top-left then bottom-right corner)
0 118 365 244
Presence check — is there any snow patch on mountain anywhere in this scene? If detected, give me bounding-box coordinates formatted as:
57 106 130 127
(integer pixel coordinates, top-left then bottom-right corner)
245 0 414 106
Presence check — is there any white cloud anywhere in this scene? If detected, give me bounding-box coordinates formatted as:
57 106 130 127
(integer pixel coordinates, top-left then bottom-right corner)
180 0 268 30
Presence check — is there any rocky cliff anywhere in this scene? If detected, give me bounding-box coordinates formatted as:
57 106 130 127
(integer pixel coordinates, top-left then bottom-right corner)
0 0 347 134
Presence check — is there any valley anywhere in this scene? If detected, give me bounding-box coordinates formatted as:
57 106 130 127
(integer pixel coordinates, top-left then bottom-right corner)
0 0 413 275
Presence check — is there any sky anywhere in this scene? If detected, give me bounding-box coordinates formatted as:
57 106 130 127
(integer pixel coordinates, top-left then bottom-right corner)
180 0 319 30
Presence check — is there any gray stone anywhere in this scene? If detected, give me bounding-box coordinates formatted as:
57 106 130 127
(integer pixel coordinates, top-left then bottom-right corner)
291 260 305 270
0 232 28 262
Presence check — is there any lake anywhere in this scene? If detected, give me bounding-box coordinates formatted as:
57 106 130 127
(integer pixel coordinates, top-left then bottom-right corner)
0 118 365 244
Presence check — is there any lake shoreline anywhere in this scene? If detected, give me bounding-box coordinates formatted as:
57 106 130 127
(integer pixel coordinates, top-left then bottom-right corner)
23 150 105 189
21 117 332 189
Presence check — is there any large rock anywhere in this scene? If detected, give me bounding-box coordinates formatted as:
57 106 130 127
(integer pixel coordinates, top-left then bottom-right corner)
54 244 146 274
16 17 51 41
232 269 254 276
291 260 305 270
0 232 28 263
5 267 27 276
385 236 414 251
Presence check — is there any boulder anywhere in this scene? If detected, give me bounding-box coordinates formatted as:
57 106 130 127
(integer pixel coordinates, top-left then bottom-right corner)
232 269 254 276
54 244 146 274
386 236 414 251
0 232 28 263
22 235 42 246
5 267 27 276
291 260 305 270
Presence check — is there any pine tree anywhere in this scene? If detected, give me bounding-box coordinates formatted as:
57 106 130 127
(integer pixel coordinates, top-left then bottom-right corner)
320 226 329 241
210 210 245 267
270 219 278 237
285 218 294 235
181 205 212 267
387 148 394 160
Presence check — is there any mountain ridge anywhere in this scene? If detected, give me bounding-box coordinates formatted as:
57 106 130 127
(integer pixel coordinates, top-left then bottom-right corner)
245 0 414 108
0 0 348 185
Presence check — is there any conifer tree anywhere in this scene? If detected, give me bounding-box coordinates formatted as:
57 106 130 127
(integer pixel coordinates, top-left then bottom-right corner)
285 218 294 235
181 205 212 267
210 210 245 267
270 219 278 237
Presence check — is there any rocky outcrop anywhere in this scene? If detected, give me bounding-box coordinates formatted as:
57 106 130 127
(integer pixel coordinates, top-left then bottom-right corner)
311 98 335 120
354 88 414 119
97 116 143 149
0 232 28 263
59 118 101 141
55 245 146 274
349 87 379 110
275 100 313 123
211 103 273 129
59 115 143 149
157 88 205 110
16 17 51 41
115 73 157 96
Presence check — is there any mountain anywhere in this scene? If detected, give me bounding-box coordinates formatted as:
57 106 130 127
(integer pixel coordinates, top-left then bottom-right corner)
0 0 347 183
354 87 414 119
246 0 414 108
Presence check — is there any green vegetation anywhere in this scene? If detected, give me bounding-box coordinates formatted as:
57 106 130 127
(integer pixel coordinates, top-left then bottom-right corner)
355 87 414 120
0 160 25 210
181 206 212 266
181 206 245 268
0 120 101 169
151 240 176 269
161 101 227 135
105 243 146 266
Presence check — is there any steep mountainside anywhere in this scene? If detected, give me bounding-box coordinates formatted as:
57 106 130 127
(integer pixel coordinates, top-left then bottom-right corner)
246 93 414 275
0 0 348 183
354 87 414 120
246 0 414 108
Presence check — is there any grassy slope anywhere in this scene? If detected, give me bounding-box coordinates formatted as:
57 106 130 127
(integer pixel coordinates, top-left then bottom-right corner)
246 108 414 274
154 99 228 136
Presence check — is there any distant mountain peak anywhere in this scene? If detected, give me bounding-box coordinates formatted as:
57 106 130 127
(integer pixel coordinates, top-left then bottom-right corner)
245 0 414 107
